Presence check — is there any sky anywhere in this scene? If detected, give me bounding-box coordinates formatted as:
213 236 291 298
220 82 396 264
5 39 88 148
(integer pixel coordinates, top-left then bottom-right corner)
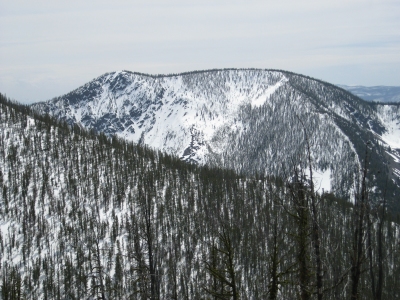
1 0 399 104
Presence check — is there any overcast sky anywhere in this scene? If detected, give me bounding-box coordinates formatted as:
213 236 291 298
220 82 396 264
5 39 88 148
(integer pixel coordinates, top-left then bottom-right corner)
1 0 399 104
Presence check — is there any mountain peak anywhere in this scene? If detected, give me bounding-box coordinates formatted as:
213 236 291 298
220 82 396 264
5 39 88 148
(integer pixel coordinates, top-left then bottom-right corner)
32 69 400 208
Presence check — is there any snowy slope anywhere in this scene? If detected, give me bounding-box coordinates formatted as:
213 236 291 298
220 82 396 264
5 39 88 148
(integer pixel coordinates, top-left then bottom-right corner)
33 70 286 163
3 95 400 299
32 69 400 198
374 104 400 178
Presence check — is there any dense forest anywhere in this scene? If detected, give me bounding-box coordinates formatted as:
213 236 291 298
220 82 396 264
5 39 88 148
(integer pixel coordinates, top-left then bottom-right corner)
0 93 399 299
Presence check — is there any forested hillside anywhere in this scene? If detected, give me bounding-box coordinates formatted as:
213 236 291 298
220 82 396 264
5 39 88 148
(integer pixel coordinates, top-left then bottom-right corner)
1 93 400 299
31 69 400 213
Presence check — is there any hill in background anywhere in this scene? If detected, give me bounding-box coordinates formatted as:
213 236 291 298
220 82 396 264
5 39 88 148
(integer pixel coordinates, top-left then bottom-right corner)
31 69 400 213
338 84 400 103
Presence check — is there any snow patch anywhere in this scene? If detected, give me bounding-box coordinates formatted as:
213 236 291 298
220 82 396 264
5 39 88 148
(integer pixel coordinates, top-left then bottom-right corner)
376 105 400 149
313 168 331 194
251 76 288 108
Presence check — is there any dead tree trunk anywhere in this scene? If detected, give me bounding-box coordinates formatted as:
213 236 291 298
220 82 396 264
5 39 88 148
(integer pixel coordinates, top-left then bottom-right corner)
204 227 239 300
351 143 369 300
297 115 323 299
289 170 311 300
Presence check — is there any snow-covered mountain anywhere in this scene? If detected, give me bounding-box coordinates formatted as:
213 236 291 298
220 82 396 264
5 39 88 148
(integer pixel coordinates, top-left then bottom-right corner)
32 69 400 203
3 93 400 299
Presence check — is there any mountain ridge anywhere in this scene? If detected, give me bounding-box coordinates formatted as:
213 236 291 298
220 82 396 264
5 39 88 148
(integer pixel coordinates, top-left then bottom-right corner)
31 68 400 210
338 84 400 103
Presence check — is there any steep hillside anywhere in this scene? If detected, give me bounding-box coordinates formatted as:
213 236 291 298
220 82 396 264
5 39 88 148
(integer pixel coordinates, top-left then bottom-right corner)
2 94 400 299
31 69 400 210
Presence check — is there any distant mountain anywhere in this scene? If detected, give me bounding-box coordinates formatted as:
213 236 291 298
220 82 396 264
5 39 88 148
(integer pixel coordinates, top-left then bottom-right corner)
338 84 400 103
32 69 400 210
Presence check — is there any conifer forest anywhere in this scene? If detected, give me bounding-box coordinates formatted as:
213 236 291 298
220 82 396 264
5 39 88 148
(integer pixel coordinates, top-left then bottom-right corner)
0 93 399 299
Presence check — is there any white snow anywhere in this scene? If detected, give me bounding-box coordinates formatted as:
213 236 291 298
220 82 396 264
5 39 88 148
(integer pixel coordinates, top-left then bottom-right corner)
31 69 400 192
386 151 400 163
376 105 400 149
251 76 288 107
313 168 331 194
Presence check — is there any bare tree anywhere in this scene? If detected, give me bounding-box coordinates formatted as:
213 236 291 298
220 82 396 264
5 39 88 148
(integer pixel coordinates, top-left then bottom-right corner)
351 142 370 300
204 227 239 300
367 178 387 300
296 115 324 299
